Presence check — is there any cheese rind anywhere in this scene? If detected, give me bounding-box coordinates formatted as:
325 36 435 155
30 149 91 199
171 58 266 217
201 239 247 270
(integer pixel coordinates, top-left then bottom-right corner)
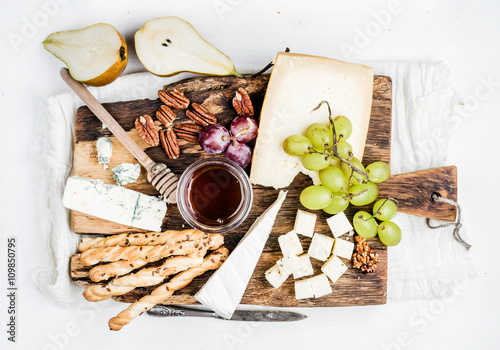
293 210 316 238
326 212 354 238
250 52 374 189
308 233 334 261
333 238 355 260
278 230 303 257
321 255 348 283
62 176 166 231
295 279 314 299
309 274 332 298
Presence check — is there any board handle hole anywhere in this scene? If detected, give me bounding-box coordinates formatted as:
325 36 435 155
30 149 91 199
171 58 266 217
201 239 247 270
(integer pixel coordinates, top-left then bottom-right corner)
430 192 442 202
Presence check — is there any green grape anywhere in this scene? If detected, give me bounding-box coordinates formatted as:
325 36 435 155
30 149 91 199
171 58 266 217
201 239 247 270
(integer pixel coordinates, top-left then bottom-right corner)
366 161 391 183
336 140 353 158
340 157 368 185
283 135 312 157
333 115 352 141
323 193 349 214
300 185 333 210
302 153 330 171
353 211 378 238
349 182 379 206
378 221 402 246
305 123 333 149
319 165 348 192
373 199 397 221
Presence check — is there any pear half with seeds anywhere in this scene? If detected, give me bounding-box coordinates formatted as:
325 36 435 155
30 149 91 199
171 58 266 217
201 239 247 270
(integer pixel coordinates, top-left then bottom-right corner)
43 23 128 86
135 16 241 77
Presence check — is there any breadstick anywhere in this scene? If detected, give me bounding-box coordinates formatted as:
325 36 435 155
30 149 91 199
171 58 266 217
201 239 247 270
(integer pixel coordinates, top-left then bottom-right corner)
88 234 224 282
80 233 221 266
83 255 204 302
78 229 205 252
108 247 229 331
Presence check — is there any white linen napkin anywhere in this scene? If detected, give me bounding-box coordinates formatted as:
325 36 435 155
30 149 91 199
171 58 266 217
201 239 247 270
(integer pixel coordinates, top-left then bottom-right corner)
34 62 475 305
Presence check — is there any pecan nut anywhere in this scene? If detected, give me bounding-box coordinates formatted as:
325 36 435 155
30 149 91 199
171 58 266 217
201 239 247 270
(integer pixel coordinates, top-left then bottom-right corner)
135 115 159 147
160 129 180 159
156 105 177 127
352 235 380 274
185 103 217 126
173 123 203 142
158 88 190 109
232 88 254 116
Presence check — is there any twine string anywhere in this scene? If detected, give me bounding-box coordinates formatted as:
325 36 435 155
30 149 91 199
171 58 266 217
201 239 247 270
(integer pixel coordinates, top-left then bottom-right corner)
426 193 471 250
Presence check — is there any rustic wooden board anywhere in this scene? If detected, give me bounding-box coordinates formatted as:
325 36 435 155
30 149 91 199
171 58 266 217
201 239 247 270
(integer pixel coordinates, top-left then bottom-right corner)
70 74 391 307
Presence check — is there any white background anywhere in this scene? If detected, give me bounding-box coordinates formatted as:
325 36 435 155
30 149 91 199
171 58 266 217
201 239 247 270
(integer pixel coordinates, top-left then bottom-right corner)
1 0 499 349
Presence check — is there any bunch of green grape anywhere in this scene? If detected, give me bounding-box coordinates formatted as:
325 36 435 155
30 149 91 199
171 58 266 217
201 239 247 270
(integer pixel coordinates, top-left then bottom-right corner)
353 199 401 246
282 101 401 246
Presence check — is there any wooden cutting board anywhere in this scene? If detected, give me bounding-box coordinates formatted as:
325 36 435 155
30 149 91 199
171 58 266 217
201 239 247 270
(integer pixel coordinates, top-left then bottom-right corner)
69 74 457 307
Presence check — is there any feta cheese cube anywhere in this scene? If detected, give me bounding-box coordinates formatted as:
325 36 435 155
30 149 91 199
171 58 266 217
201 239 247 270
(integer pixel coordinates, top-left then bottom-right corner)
333 238 355 260
292 254 314 279
321 255 348 283
293 210 316 237
265 264 286 289
278 230 303 257
308 233 334 261
326 212 353 238
309 274 332 298
276 257 293 278
295 279 314 299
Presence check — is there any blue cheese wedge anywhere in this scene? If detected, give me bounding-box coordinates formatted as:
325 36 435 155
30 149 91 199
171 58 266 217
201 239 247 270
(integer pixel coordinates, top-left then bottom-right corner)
308 233 334 261
62 176 166 231
308 273 332 298
96 137 113 169
321 255 348 283
326 212 353 238
293 209 316 237
333 238 355 260
278 230 303 257
112 163 141 186
295 279 314 299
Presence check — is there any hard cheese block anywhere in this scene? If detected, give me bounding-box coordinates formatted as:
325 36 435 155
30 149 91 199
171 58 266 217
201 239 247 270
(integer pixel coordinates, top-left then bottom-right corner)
62 176 167 232
250 52 374 189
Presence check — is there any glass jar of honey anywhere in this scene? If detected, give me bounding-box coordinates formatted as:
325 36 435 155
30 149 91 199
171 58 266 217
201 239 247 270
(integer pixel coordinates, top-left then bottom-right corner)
177 158 253 233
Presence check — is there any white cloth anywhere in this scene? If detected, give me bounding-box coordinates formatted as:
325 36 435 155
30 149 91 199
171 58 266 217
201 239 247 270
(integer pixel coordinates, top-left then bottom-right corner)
35 63 475 305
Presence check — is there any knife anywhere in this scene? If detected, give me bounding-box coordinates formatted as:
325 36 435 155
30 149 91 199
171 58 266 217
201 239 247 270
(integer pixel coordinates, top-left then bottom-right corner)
147 305 307 322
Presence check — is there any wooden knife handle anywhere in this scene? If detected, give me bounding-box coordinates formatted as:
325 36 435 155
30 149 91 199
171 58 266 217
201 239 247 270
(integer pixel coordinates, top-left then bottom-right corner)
378 166 458 222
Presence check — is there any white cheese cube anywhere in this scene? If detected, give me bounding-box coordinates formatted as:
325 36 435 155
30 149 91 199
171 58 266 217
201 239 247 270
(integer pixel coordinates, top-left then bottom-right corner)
293 210 316 237
265 264 286 289
333 238 355 260
326 212 353 238
291 254 314 279
321 255 348 283
278 230 303 257
309 274 332 298
276 257 293 278
295 279 314 299
308 233 334 261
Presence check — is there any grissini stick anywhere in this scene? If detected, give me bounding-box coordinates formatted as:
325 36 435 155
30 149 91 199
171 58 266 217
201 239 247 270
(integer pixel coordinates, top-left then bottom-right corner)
60 67 178 204
88 234 224 282
108 247 229 331
83 255 204 302
80 234 221 266
79 229 205 252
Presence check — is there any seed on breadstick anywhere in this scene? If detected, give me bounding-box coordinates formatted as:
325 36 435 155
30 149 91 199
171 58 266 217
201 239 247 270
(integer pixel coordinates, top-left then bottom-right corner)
79 229 205 252
83 255 204 302
88 234 224 282
80 233 220 266
108 247 229 331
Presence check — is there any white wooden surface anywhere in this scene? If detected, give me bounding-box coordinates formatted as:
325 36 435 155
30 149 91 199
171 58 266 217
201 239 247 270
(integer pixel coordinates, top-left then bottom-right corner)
0 0 499 349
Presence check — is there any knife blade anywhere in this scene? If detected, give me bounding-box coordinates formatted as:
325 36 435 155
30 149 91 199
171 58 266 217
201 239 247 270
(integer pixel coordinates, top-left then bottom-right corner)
147 305 307 322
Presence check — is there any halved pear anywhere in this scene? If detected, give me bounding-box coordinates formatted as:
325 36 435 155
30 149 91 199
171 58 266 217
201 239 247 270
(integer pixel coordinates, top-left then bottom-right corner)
135 16 241 77
43 23 128 86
